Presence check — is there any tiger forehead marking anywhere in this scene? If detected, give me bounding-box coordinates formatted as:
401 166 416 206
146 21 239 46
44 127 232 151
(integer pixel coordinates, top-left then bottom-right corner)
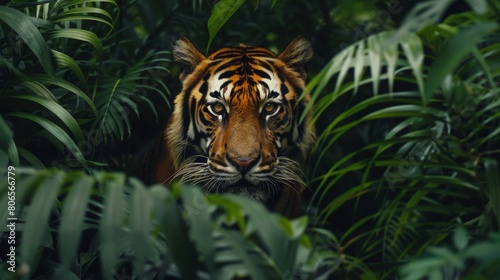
207 50 282 102
163 36 315 218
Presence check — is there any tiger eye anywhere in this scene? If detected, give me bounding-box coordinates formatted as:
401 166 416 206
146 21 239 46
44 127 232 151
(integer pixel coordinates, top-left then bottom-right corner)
211 102 225 115
264 102 279 114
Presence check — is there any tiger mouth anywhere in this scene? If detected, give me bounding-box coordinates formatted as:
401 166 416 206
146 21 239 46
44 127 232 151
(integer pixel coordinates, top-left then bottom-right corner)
223 179 270 201
172 156 304 202
231 179 254 188
224 179 257 192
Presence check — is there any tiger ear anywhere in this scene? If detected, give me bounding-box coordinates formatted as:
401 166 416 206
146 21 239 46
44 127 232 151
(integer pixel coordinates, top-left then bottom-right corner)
278 36 313 79
173 37 206 78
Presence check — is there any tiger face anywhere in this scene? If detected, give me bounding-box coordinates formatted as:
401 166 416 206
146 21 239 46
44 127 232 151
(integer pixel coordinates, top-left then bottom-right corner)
161 37 314 217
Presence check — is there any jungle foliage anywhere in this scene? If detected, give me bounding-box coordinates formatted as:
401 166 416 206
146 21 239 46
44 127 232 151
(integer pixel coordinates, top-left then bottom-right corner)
1 0 499 279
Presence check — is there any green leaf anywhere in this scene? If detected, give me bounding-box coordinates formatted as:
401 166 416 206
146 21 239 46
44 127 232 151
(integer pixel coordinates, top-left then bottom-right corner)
7 141 20 167
129 178 152 277
182 186 216 273
484 158 500 228
207 0 246 52
400 33 424 97
18 147 45 169
453 226 468 251
464 0 489 14
7 112 87 168
0 110 18 167
214 229 280 279
51 50 87 87
19 80 58 101
228 196 294 272
163 192 198 280
31 75 97 114
380 32 398 93
99 181 124 280
335 46 354 95
279 216 308 239
0 6 54 77
51 7 114 25
38 258 81 280
20 171 63 273
52 0 118 11
470 47 495 88
110 104 126 140
59 173 93 268
149 183 171 235
424 21 499 103
353 40 366 94
3 94 84 142
208 195 247 229
393 0 454 40
0 116 14 153
463 234 500 263
49 29 103 56
368 35 382 94
0 171 38 224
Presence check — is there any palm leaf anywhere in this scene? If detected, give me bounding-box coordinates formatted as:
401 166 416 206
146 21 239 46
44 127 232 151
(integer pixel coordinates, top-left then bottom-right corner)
51 50 87 89
2 94 84 141
214 229 281 279
20 171 63 275
0 5 54 77
181 186 217 273
49 29 103 56
99 178 125 280
306 2 500 278
0 167 337 279
129 178 153 277
92 53 170 143
58 173 93 268
7 112 87 167
0 116 16 166
424 21 499 103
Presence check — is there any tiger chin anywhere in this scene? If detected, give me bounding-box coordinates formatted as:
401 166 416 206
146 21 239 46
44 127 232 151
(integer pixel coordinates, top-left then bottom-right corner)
133 37 315 218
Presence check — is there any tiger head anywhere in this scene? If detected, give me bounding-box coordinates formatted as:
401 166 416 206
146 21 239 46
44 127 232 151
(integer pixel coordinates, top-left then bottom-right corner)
162 37 314 217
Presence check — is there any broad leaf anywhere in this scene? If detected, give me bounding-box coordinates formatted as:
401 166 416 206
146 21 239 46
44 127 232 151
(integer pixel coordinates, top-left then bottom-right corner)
207 0 246 52
0 6 54 77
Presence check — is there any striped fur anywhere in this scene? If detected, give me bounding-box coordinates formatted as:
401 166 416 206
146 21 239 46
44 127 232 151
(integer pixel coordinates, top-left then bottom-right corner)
138 37 314 218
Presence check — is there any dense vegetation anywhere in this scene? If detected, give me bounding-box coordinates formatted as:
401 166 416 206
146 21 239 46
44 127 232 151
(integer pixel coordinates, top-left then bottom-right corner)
1 0 499 279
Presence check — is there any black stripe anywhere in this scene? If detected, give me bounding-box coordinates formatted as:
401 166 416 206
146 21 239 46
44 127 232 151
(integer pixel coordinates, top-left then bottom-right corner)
255 60 276 72
254 68 271 80
200 105 212 125
210 91 221 98
295 102 306 143
199 81 208 95
280 83 289 96
219 70 236 80
181 91 190 136
269 90 280 99
213 50 243 59
220 81 231 90
213 59 240 74
189 96 198 136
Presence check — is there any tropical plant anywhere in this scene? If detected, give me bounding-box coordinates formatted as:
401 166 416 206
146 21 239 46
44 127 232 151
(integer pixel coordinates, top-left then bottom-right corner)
0 0 170 169
1 0 500 279
0 0 337 278
0 164 336 279
304 0 500 277
400 227 500 279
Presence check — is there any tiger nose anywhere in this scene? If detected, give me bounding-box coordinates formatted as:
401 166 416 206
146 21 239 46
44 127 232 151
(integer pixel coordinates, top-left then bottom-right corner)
227 154 259 173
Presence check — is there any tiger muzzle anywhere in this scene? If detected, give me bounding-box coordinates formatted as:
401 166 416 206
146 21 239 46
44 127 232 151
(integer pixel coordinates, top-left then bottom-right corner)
226 154 260 174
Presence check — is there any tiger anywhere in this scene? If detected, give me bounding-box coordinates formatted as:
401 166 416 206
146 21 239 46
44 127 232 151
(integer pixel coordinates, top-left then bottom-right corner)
133 37 315 218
